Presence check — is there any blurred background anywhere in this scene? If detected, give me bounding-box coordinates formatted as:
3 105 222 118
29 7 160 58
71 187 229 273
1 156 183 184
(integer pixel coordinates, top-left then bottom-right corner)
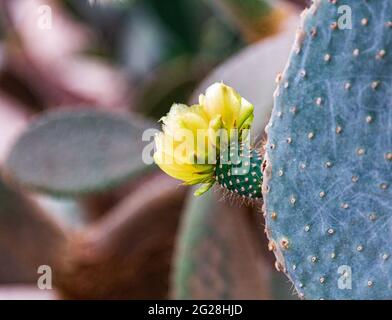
0 0 309 299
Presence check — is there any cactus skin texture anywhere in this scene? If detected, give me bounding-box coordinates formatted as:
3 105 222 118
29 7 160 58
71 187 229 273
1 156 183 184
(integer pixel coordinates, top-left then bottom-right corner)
263 0 392 299
215 145 263 200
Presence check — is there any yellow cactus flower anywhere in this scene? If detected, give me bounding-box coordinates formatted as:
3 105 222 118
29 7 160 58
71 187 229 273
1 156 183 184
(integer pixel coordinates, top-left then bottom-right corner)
154 104 217 193
199 82 254 134
154 82 254 196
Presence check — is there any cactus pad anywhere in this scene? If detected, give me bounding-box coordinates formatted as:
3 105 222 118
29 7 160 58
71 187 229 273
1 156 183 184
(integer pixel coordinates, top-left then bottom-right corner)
263 0 392 299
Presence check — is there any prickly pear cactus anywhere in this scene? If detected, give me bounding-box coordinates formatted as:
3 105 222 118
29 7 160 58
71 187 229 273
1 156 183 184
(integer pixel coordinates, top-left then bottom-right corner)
263 0 392 299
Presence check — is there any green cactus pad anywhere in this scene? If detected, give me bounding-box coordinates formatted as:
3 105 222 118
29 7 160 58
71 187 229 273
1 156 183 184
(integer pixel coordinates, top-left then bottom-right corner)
216 144 263 200
263 0 392 299
5 109 156 196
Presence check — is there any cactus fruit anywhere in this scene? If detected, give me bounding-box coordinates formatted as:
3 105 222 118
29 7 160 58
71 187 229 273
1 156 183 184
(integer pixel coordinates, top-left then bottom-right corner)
263 0 392 299
215 144 263 200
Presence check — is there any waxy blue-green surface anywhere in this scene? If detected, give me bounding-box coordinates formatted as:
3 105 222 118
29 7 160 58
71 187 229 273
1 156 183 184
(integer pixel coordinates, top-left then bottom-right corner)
264 0 392 299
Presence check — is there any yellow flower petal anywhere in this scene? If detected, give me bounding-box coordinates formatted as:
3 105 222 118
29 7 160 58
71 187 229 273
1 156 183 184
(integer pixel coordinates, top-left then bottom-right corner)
203 83 241 130
194 181 215 196
154 157 214 185
238 97 254 131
